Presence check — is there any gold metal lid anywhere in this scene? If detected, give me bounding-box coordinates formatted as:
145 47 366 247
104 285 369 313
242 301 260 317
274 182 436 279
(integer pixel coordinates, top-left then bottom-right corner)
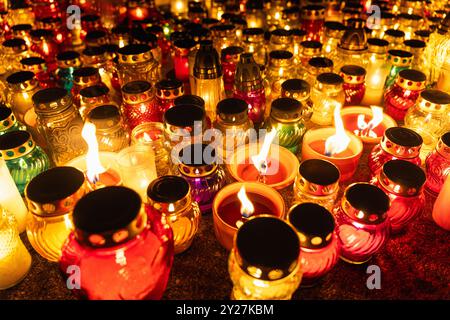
387 49 413 67
314 72 344 94
221 46 244 63
269 50 293 67
381 127 423 158
339 65 366 84
81 46 108 66
379 159 425 196
117 44 154 64
210 24 235 38
281 79 311 101
301 4 326 20
0 130 36 160
85 30 109 47
56 51 82 68
367 38 389 54
73 67 102 87
2 38 27 55
177 143 218 178
270 97 302 122
436 132 450 160
6 71 38 91
395 69 426 90
270 29 292 45
155 79 184 100
0 107 17 132
20 57 47 74
416 89 450 113
32 87 73 116
296 159 340 196
300 40 322 56
121 80 154 104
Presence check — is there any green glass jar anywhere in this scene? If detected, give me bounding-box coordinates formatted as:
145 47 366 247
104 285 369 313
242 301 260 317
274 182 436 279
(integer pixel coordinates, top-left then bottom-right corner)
384 50 413 90
0 105 26 136
264 97 306 154
0 130 50 195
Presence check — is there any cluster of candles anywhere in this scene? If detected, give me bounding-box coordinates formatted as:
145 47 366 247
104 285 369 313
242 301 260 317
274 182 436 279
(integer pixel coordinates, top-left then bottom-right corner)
0 0 449 300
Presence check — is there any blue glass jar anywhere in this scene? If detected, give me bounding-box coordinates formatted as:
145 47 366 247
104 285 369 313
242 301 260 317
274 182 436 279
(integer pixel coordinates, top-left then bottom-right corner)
0 105 26 136
0 130 50 195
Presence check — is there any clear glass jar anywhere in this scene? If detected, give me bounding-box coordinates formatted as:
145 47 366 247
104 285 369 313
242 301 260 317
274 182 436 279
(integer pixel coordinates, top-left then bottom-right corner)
288 202 340 286
298 40 322 66
425 132 450 195
339 65 366 106
79 84 113 120
72 67 106 108
280 79 313 122
32 87 87 165
269 29 293 54
0 106 26 136
372 159 426 233
368 127 423 178
332 19 368 70
0 130 50 195
293 159 340 211
322 21 346 58
301 57 333 87
0 38 29 86
60 186 174 299
384 29 406 50
266 50 295 104
221 46 244 96
55 51 83 92
404 89 450 159
291 29 308 63
334 183 390 264
20 56 55 89
403 39 429 77
384 49 413 89
398 13 423 40
147 175 201 254
25 166 87 262
210 24 237 54
264 97 306 154
370 12 396 38
427 15 450 87
384 69 426 121
176 143 226 213
228 216 302 300
121 80 157 130
300 4 326 41
6 71 41 124
85 104 130 153
310 72 345 126
154 79 185 122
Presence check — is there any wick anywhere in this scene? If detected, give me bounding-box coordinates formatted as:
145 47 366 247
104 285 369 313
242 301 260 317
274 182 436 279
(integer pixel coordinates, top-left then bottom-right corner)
324 151 332 157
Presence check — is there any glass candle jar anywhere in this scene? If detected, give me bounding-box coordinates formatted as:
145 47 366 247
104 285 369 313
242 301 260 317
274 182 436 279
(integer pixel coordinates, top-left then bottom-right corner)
339 65 366 106
333 19 368 71
228 216 302 300
29 29 59 69
121 80 157 130
79 85 112 120
310 72 345 126
0 38 29 84
398 13 423 40
0 130 50 195
370 11 396 38
384 29 406 50
291 29 308 62
173 39 196 83
334 183 391 264
85 104 130 153
0 106 25 136
213 98 253 161
210 24 236 54
193 40 225 121
245 0 266 29
281 79 314 121
55 51 82 92
322 21 346 58
427 15 450 87
372 159 426 233
403 39 428 77
384 49 413 89
37 16 67 46
298 40 322 66
60 186 174 300
384 69 426 121
0 205 32 290
117 44 161 87
147 175 200 254
288 202 339 286
6 71 41 124
368 127 423 178
294 159 340 211
25 166 87 262
404 89 450 159
301 57 334 87
425 132 450 195
241 28 266 66
269 29 293 54
233 53 266 126
72 67 105 108
281 7 300 31
264 97 306 154
154 79 184 122
266 50 295 103
174 94 205 109
32 87 87 166
11 24 32 48
300 4 326 41
177 143 226 213
221 46 244 96
20 57 55 89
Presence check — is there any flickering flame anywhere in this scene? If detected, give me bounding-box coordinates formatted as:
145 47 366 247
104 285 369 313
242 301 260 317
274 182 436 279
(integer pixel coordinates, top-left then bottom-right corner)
325 103 350 156
135 7 144 19
251 130 277 175
118 39 125 48
142 132 152 142
424 113 432 123
42 42 49 56
238 186 255 218
168 203 175 212
354 106 384 138
81 122 106 184
369 72 381 86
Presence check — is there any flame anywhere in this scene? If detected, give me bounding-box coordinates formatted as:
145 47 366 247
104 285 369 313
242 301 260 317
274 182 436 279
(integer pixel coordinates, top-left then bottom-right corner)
355 106 384 138
135 7 144 19
251 130 277 175
424 113 432 123
42 42 49 56
325 103 350 156
142 132 152 142
81 122 106 184
238 186 255 218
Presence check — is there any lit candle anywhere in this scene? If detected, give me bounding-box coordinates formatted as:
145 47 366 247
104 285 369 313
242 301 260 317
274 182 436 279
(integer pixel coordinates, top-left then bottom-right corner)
432 174 450 231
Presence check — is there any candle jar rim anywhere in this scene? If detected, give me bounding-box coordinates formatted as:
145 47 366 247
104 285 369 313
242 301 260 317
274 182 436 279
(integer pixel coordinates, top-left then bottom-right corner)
436 132 450 159
379 159 426 196
80 84 110 98
147 175 192 213
163 104 205 129
174 95 205 109
298 158 340 192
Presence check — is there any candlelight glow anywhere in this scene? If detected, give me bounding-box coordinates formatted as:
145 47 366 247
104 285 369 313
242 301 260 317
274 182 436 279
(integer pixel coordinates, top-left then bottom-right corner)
142 132 152 142
251 130 277 175
325 103 350 156
135 8 144 19
354 106 384 138
81 122 106 184
238 185 255 218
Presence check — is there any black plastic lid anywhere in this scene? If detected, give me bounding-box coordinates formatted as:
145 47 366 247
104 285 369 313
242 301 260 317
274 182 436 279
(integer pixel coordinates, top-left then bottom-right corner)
309 57 333 68
398 69 426 82
6 71 34 84
147 175 190 203
415 30 431 38
442 132 450 147
173 39 196 49
30 29 52 39
385 29 405 38
164 104 205 128
243 27 264 36
269 50 293 60
346 183 390 216
0 130 30 149
130 28 158 44
281 79 310 93
102 44 119 54
202 18 219 25
421 89 450 105
291 28 307 37
27 167 85 203
288 203 335 249
340 65 366 76
178 143 216 167
3 38 26 48
117 43 151 55
122 80 151 94
11 24 32 32
301 40 322 49
73 186 141 233
383 159 426 190
32 87 67 105
299 159 340 186
86 29 108 40
271 97 301 113
271 28 291 37
88 104 119 120
155 79 183 91
324 21 346 31
211 24 234 32
221 46 244 58
404 39 426 49
367 38 389 47
385 127 423 147
21 56 45 66
174 95 205 109
380 11 395 19
82 45 106 57
398 13 422 21
80 85 109 98
73 67 99 78
217 98 248 115
317 72 344 85
0 106 12 121
57 50 80 61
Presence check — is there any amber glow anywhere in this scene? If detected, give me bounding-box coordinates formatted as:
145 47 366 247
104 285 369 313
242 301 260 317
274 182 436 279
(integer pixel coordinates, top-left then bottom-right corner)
81 122 106 184
355 106 384 138
251 130 276 176
325 103 350 156
238 186 255 218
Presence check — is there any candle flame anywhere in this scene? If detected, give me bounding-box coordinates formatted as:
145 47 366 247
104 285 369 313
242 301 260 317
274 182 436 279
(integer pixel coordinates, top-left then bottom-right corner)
81 122 106 184
142 132 152 142
355 106 384 138
42 42 49 56
251 130 277 175
135 7 144 19
424 113 432 123
238 186 255 218
325 103 350 156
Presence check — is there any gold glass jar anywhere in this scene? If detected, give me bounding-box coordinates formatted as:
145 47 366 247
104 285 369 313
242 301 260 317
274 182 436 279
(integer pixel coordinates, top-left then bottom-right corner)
398 13 423 40
25 166 87 262
6 71 41 124
281 7 301 31
72 67 105 108
228 215 302 300
281 79 314 117
11 24 32 47
32 87 87 165
322 21 346 58
147 175 201 254
210 24 237 54
0 38 29 93
266 50 296 104
370 12 396 39
403 39 429 77
300 57 334 86
79 84 113 120
269 29 294 54
241 28 266 66
384 29 406 50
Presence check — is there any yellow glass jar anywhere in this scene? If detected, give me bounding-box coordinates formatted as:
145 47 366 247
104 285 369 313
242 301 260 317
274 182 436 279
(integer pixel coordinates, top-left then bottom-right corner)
6 71 41 124
210 24 237 54
269 29 293 54
241 28 267 66
228 215 302 300
384 29 406 50
370 12 396 39
266 50 296 104
398 13 423 40
147 175 201 254
322 21 346 58
300 57 334 86
0 38 30 98
25 166 87 262
79 84 113 120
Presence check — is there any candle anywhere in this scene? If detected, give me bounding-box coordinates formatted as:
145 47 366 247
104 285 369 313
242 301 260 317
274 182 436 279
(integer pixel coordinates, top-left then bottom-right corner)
432 175 450 231
0 159 28 233
425 132 450 196
212 182 285 251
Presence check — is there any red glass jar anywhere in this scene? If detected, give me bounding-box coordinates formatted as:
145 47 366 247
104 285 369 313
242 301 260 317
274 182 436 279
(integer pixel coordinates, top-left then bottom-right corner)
384 69 426 122
60 186 174 300
37 17 67 45
173 39 196 83
334 183 390 264
221 46 244 96
20 57 56 88
339 65 366 106
29 29 59 70
121 80 157 130
154 79 184 122
368 127 423 178
300 5 325 42
372 159 426 234
425 132 450 196
147 26 171 64
288 203 340 286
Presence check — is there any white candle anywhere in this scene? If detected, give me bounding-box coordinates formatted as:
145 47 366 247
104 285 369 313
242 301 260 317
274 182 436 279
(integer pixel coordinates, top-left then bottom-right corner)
0 159 28 233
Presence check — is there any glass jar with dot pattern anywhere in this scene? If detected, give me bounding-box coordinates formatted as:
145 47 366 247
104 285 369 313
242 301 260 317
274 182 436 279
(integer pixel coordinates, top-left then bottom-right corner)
384 50 413 89
0 106 26 136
